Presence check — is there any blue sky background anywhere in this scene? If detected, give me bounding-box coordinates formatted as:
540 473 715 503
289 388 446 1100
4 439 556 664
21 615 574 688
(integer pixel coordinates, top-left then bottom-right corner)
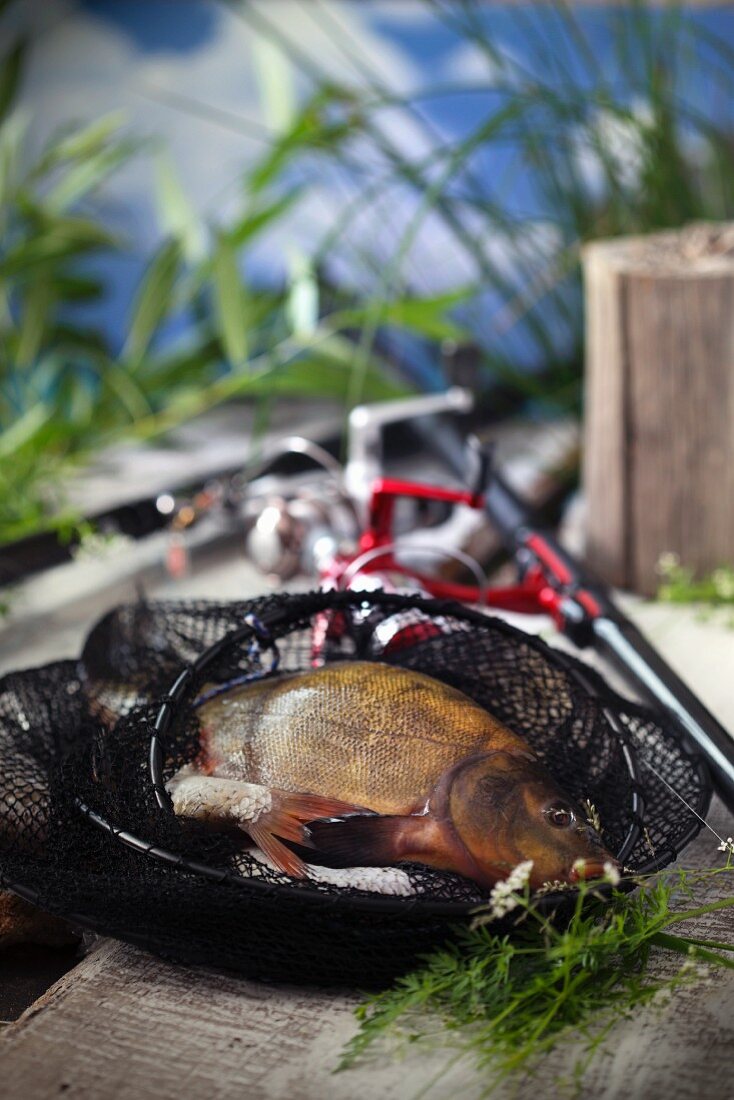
8 1 734 381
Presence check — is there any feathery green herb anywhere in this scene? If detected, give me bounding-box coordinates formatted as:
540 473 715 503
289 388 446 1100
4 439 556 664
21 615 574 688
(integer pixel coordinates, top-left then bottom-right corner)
340 857 734 1096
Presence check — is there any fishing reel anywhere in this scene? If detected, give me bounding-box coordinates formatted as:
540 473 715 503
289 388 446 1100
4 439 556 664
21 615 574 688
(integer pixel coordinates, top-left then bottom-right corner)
157 389 476 584
154 448 357 583
238 438 359 581
239 389 475 583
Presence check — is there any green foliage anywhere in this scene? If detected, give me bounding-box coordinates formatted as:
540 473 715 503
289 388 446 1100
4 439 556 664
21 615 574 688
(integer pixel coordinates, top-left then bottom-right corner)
0 98 140 543
333 289 474 344
5 1 734 546
2 65 459 546
340 860 734 1096
236 1 734 412
656 556 734 624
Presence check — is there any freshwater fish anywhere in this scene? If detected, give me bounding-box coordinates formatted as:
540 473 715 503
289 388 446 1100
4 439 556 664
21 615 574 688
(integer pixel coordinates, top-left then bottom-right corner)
166 661 617 890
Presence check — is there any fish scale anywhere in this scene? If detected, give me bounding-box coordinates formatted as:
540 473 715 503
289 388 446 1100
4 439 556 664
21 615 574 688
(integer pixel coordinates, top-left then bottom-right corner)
197 661 526 813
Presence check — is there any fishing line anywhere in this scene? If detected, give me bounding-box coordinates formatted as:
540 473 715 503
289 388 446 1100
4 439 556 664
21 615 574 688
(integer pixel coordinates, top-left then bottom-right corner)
639 756 728 848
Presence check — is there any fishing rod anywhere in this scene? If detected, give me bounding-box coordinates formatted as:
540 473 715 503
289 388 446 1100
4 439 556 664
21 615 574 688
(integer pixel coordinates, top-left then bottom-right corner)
392 423 734 815
480 461 734 813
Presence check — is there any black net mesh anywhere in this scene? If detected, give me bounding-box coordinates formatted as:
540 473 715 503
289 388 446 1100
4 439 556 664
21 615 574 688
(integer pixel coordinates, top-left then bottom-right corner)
0 591 710 985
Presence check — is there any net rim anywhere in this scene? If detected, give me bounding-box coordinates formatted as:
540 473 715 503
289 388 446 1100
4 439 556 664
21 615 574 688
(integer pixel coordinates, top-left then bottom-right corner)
77 590 657 918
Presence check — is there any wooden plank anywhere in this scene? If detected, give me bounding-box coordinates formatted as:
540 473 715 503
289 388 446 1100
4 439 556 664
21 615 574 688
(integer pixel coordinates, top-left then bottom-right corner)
0 939 479 1099
626 267 734 592
583 225 734 595
583 242 629 586
2 465 734 1099
1 797 732 1100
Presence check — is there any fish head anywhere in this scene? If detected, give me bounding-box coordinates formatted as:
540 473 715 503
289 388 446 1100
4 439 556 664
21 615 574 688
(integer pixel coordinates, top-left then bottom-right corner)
440 751 619 890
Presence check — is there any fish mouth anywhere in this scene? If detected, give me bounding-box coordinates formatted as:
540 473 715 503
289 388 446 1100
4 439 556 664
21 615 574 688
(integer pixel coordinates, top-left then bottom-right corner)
568 857 620 884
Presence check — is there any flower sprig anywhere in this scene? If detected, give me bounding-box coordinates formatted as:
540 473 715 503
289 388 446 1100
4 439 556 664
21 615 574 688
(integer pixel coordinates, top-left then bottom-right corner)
582 799 603 835
339 854 734 1096
484 860 534 920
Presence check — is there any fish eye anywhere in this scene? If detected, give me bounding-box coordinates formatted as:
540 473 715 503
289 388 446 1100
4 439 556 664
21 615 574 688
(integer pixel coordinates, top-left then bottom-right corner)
545 802 576 829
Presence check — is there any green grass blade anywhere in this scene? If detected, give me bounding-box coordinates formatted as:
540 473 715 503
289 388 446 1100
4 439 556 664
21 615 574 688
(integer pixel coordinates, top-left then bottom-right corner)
211 233 248 366
123 238 181 362
225 186 304 249
44 140 137 214
34 111 129 173
0 37 26 123
15 278 52 368
154 150 206 262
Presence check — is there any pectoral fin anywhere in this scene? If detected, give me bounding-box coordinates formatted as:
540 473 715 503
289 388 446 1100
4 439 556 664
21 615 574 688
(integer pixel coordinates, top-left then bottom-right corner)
269 790 369 834
247 821 308 878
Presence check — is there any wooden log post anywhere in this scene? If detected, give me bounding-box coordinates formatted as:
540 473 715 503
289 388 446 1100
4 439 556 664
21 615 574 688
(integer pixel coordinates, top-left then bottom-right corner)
583 223 734 595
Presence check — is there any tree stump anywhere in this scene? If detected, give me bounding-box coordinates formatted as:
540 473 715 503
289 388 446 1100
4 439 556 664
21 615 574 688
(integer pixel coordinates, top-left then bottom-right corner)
582 222 734 596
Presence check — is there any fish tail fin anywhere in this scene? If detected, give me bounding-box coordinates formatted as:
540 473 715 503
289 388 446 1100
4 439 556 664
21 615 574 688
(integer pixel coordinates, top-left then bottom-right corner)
246 821 308 878
304 814 417 868
246 791 369 878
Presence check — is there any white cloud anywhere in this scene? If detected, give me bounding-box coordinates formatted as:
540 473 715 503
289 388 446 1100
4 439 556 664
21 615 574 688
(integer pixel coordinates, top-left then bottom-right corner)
12 1 523 294
248 0 424 95
441 39 521 88
571 100 654 196
365 1 436 27
14 0 425 241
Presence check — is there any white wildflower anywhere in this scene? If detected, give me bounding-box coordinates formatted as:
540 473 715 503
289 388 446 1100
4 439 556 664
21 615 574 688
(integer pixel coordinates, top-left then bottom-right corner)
712 569 734 600
487 860 534 920
655 551 680 577
717 837 734 856
603 861 621 887
679 955 711 982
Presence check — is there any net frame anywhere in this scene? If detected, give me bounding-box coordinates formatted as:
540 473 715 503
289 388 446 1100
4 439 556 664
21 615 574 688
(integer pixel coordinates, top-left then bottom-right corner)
0 590 712 984
78 591 700 899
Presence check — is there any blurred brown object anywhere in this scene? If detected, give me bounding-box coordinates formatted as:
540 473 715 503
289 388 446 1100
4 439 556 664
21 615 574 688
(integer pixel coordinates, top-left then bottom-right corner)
0 891 79 950
583 222 734 595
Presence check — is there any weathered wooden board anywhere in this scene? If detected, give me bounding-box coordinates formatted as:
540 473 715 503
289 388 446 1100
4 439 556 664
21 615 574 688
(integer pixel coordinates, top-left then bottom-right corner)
583 223 734 595
0 939 475 1099
2 512 734 1099
1 798 732 1100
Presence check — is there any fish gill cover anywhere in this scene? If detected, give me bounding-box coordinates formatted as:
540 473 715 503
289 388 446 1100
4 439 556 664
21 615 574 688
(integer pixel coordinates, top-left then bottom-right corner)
0 590 710 984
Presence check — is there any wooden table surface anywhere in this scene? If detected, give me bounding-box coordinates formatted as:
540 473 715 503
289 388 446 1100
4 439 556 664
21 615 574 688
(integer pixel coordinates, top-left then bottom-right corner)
1 540 733 1100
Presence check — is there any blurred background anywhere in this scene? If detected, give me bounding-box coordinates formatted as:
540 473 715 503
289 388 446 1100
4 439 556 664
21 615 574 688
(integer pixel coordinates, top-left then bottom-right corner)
2 0 734 612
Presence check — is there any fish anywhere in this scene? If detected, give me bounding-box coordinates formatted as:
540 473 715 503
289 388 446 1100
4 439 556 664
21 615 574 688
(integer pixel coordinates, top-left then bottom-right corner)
166 660 619 891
